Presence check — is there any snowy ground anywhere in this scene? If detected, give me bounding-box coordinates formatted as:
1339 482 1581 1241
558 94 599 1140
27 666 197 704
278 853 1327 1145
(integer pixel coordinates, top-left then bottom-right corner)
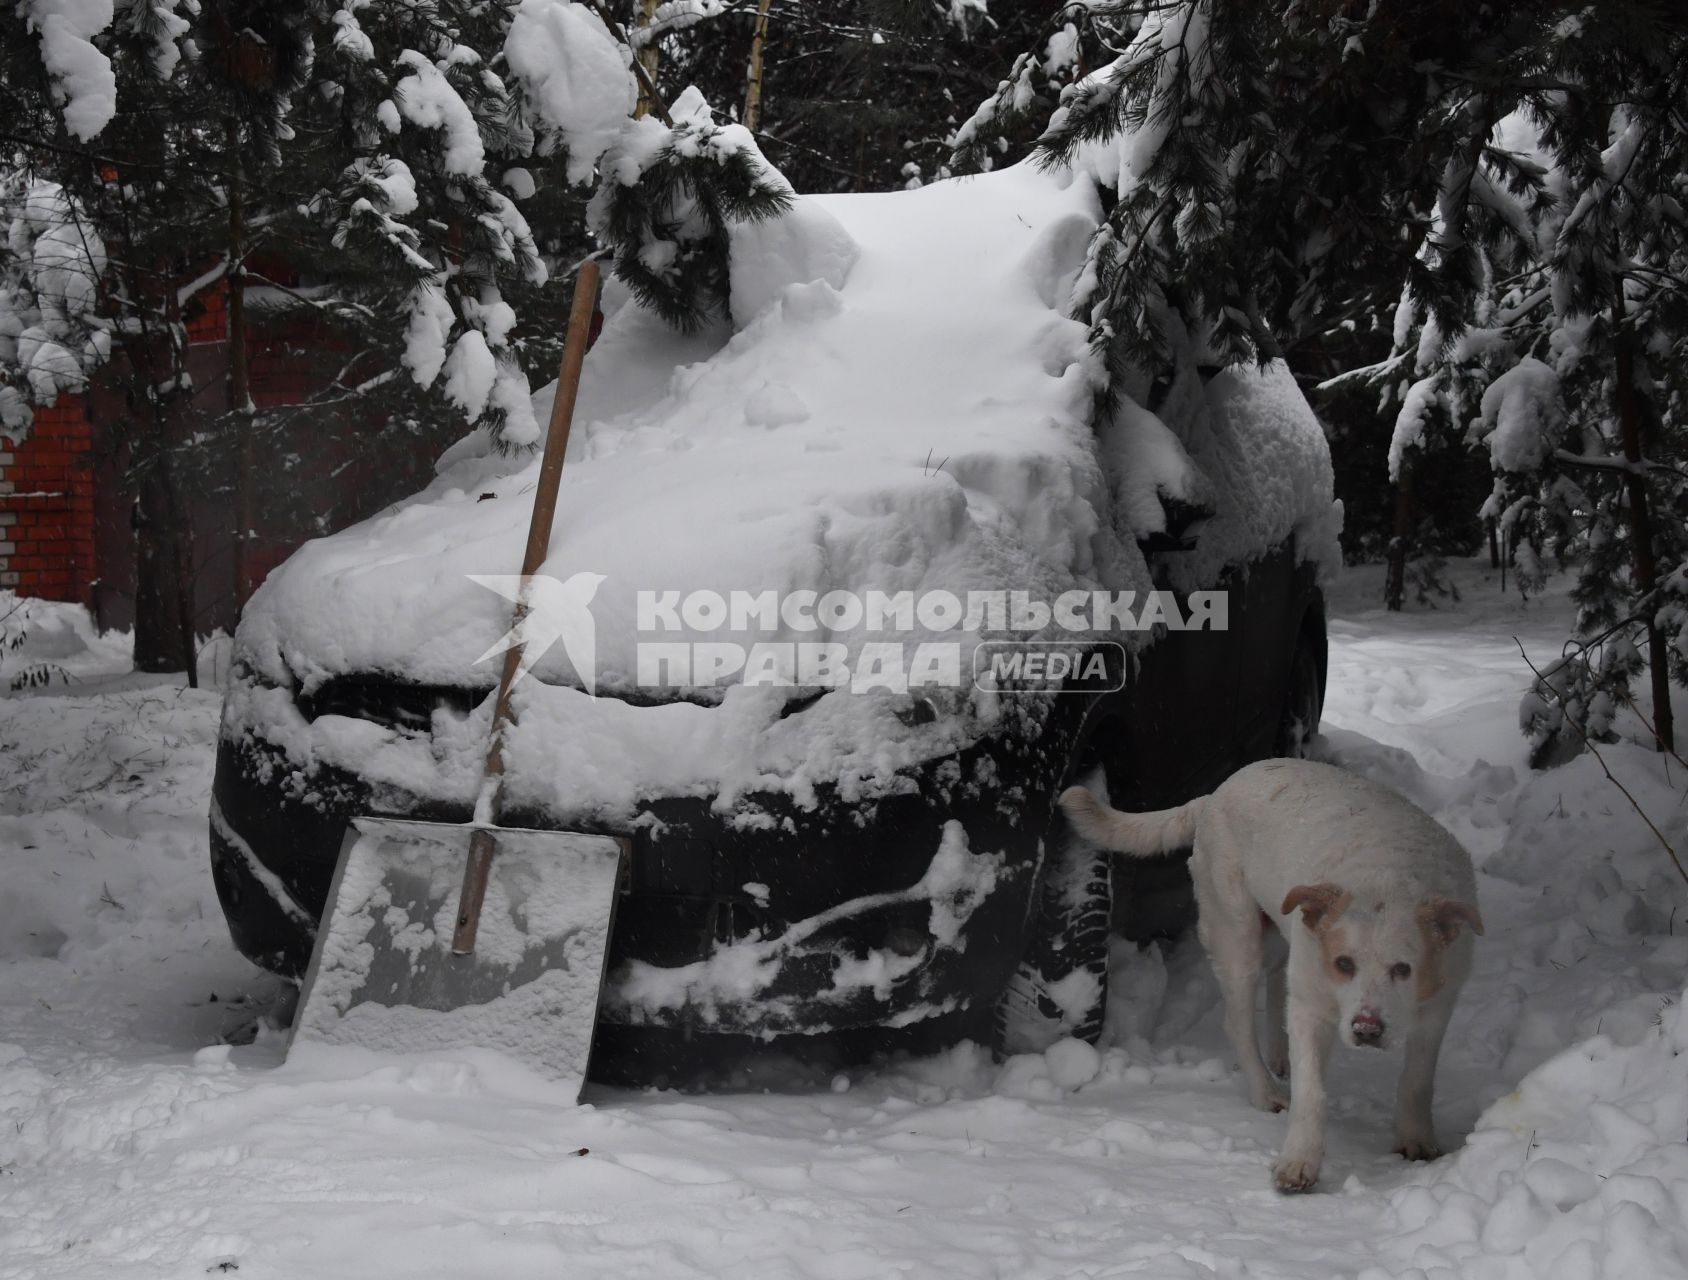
3 561 1687 1279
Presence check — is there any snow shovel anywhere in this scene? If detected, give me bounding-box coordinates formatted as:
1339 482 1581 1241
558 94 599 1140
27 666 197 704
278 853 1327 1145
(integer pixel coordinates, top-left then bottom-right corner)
288 259 626 1097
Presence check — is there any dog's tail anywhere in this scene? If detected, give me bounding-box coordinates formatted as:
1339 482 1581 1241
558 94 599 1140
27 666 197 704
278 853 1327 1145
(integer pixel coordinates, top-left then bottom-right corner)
1058 785 1206 856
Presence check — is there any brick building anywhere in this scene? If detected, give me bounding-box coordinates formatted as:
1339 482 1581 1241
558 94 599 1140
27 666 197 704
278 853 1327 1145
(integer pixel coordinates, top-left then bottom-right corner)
0 268 460 637
0 400 96 601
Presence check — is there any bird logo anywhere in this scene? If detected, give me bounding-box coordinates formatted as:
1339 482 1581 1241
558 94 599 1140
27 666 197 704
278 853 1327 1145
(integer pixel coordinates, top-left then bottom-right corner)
469 571 607 693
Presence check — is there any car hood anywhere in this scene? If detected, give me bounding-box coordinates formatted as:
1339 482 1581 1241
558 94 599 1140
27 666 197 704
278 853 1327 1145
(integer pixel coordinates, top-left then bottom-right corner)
241 162 1137 696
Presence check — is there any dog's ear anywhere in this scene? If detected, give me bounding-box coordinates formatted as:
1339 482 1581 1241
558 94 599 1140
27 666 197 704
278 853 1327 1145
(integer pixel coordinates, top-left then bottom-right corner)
1418 897 1484 947
1281 883 1349 931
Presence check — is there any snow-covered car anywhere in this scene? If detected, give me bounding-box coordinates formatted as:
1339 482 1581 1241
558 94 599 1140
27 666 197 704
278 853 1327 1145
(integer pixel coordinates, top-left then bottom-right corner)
209 160 1340 1075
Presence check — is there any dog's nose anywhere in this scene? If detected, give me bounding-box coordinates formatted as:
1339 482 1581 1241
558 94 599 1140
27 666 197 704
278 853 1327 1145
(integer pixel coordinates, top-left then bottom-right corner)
1351 1013 1385 1047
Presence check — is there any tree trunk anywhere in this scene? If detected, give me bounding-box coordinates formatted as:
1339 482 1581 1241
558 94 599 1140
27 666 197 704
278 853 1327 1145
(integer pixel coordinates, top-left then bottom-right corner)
131 428 197 685
123 257 197 682
1487 518 1499 569
163 447 198 689
132 466 182 673
227 122 255 613
1612 281 1673 753
634 0 661 120
1384 452 1416 611
86 139 199 682
742 0 773 132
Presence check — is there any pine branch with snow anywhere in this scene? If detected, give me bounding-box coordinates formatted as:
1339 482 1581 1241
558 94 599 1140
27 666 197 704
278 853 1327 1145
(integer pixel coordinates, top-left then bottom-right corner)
590 98 795 331
0 176 112 437
965 3 1554 390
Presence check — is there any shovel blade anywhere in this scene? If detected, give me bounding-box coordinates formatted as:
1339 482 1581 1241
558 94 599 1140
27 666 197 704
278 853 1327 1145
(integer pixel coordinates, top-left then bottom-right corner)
289 816 625 1097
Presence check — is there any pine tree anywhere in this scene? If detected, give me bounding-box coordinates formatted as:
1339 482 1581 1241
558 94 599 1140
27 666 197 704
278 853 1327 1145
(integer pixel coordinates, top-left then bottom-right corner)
964 1 1688 756
1336 7 1688 753
1469 14 1687 756
4 0 808 671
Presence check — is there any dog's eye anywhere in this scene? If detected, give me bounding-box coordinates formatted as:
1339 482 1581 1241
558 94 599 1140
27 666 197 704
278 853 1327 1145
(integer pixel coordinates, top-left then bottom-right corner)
1390 962 1412 980
1333 956 1356 976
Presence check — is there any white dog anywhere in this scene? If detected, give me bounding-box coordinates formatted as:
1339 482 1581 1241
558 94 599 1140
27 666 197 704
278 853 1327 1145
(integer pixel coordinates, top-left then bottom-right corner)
1059 757 1482 1192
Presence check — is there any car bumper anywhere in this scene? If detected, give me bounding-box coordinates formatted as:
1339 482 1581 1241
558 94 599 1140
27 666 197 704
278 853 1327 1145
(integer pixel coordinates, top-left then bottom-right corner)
209 709 1064 1043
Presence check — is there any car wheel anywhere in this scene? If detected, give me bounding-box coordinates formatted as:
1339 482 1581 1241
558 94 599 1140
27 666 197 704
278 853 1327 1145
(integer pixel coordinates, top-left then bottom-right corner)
1275 634 1323 758
994 769 1112 1055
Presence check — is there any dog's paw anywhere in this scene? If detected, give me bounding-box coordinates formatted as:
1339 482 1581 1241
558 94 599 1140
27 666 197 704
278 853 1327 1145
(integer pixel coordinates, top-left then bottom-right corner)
1272 1155 1321 1194
1394 1137 1441 1162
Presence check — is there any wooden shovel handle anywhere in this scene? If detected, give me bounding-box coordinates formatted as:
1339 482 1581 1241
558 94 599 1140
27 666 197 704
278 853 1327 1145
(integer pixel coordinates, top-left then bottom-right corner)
453 258 602 955
520 256 602 586
453 825 501 953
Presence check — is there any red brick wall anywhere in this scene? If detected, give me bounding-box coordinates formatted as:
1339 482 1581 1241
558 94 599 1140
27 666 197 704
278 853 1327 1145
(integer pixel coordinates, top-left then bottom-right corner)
7 260 453 629
185 282 228 345
0 399 97 604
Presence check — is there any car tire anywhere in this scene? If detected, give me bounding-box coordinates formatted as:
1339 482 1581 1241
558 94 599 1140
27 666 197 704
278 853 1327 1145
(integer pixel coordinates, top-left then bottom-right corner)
1275 632 1324 758
993 769 1112 1055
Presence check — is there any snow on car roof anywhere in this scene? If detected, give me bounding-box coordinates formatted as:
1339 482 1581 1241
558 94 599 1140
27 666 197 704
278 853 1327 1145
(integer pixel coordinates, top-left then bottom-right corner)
231 159 1338 817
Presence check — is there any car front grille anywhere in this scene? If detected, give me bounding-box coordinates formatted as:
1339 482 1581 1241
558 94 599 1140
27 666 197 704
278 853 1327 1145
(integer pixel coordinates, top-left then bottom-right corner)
297 676 482 734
